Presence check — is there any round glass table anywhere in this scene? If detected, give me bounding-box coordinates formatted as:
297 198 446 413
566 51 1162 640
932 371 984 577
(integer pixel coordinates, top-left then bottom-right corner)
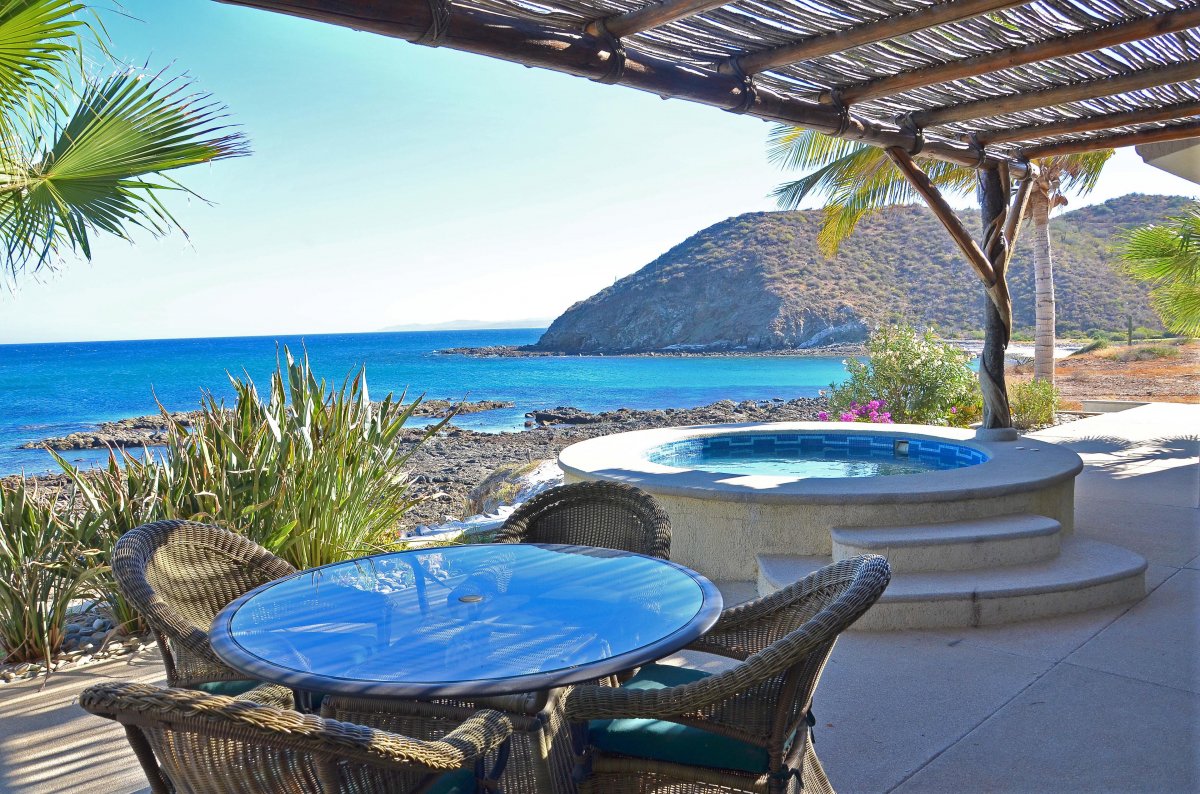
210 544 723 698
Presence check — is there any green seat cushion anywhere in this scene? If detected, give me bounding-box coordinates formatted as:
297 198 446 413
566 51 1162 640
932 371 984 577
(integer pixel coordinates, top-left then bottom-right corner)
588 663 770 775
194 679 262 697
427 767 478 794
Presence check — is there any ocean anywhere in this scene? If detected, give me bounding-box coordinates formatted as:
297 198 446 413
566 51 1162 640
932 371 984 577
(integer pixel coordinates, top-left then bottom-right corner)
0 329 850 476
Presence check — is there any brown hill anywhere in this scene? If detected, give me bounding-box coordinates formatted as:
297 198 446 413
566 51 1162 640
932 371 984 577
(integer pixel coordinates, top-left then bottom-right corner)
533 194 1189 353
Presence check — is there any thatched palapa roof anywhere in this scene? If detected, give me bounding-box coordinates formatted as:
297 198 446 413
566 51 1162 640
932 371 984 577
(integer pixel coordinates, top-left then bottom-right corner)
218 0 1200 176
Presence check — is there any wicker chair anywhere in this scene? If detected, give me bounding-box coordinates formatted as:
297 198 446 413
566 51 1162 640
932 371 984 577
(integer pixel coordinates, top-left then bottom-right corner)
324 689 577 794
494 481 671 559
112 520 297 706
560 555 892 794
80 682 513 794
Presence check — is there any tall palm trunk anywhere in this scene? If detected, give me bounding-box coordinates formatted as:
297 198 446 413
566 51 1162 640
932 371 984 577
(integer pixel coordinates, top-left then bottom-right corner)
1031 185 1056 382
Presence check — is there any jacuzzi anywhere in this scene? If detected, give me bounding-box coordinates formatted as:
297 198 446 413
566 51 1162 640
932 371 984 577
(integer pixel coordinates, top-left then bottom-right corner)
557 422 1083 581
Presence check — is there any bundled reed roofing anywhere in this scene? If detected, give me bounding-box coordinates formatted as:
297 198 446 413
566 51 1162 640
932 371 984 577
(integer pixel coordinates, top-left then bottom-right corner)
222 0 1200 172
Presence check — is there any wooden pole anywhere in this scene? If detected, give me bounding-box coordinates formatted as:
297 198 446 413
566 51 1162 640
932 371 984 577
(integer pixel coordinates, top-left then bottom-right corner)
1003 176 1033 271
829 6 1200 106
912 60 1200 128
216 0 1030 176
1022 119 1200 158
885 147 996 286
974 100 1200 145
977 168 1013 429
729 0 1025 77
886 147 1021 427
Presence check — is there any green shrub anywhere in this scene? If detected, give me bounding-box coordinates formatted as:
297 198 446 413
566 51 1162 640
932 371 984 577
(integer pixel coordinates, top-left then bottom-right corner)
1071 338 1109 355
830 324 980 426
0 480 105 665
1106 345 1180 362
59 348 444 572
1008 379 1060 430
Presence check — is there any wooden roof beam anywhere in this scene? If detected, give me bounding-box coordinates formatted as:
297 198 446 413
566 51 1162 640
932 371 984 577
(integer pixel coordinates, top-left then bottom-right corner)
728 0 1028 77
215 0 1029 176
1021 118 1200 158
911 60 1200 128
975 99 1200 145
584 0 730 39
829 4 1200 106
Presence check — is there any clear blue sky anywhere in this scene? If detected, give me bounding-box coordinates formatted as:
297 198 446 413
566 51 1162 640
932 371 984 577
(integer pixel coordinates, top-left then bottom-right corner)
1 0 1197 344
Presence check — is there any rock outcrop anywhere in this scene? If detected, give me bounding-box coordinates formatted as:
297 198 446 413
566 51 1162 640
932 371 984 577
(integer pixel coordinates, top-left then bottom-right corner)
527 195 1186 354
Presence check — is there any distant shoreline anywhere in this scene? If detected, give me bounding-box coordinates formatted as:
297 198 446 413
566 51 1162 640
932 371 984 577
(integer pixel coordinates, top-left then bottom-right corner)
437 340 1085 359
437 343 868 358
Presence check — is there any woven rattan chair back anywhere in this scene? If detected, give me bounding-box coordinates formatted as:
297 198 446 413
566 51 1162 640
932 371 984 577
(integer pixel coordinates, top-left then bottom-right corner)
112 520 296 688
494 481 671 559
81 682 512 794
564 554 892 793
323 689 576 794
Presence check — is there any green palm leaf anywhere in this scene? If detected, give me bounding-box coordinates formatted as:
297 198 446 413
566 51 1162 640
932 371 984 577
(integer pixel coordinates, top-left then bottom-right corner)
0 0 85 115
0 68 248 276
1119 204 1200 337
769 126 977 256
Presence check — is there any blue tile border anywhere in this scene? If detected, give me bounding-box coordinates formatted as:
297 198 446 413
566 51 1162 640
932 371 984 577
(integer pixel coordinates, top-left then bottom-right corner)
647 432 989 470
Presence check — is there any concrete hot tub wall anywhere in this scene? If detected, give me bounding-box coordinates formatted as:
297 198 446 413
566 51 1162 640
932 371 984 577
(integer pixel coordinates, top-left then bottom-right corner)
558 422 1083 582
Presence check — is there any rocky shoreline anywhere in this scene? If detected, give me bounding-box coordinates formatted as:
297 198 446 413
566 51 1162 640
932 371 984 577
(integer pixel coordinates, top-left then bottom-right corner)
11 397 827 531
438 344 866 358
22 399 517 451
399 396 827 528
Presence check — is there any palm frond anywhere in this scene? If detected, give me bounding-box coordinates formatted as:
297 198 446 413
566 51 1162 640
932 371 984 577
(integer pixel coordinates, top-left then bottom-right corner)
1119 204 1200 337
766 125 874 171
769 126 980 256
0 67 249 278
0 0 86 121
1034 150 1113 197
769 148 872 211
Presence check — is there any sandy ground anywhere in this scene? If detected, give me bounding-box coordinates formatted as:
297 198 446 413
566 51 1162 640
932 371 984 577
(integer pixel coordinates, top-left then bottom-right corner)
1012 340 1199 405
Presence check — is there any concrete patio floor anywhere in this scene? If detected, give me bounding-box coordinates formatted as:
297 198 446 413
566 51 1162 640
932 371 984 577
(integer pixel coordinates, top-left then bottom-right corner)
0 403 1195 793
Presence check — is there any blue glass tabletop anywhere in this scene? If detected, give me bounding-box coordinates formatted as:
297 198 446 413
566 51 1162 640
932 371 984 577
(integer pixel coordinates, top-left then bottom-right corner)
210 544 723 698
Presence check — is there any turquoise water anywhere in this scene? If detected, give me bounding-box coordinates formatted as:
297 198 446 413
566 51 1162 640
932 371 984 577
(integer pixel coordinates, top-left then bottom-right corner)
648 433 987 478
0 330 850 475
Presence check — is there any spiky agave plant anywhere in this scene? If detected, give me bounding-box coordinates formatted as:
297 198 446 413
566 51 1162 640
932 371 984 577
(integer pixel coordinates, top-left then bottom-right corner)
58 349 449 572
0 0 247 286
0 478 106 666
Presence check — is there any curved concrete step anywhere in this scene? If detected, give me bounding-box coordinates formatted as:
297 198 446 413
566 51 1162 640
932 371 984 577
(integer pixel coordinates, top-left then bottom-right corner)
831 513 1061 572
758 538 1146 630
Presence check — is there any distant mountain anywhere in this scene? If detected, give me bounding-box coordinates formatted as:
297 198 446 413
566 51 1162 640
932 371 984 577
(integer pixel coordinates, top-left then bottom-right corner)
382 318 552 332
533 194 1190 353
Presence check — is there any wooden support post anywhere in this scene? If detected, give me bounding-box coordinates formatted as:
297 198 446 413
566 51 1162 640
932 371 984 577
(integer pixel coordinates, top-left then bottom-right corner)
978 168 1014 429
886 147 1022 428
1004 176 1033 270
885 147 996 286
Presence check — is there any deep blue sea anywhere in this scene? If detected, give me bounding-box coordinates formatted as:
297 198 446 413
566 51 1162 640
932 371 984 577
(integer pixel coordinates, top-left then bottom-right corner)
0 329 849 475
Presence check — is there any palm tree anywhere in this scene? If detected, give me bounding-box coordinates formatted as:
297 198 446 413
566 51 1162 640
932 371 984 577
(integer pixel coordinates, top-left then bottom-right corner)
1118 203 1200 337
1024 153 1111 382
0 0 247 287
768 128 1110 384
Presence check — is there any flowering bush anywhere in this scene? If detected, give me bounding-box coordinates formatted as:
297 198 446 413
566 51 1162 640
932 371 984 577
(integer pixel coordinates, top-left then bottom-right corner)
829 324 980 426
817 400 892 423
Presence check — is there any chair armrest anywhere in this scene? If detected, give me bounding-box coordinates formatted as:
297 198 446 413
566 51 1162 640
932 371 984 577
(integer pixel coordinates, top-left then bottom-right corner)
562 620 839 723
424 709 515 765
